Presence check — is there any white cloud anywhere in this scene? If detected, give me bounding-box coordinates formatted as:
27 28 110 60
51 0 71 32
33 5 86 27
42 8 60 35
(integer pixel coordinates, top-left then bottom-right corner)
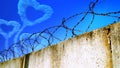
18 0 53 26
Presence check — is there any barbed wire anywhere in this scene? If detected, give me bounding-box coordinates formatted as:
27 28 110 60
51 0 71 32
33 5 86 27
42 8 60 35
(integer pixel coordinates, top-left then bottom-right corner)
0 0 120 62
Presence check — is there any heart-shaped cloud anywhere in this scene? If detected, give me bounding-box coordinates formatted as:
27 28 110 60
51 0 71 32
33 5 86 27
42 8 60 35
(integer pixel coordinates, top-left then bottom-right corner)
18 0 53 26
0 19 21 38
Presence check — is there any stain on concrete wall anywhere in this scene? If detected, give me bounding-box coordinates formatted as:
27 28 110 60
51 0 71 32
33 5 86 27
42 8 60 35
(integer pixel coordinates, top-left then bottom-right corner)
0 56 25 68
110 23 120 68
28 46 52 68
0 22 119 68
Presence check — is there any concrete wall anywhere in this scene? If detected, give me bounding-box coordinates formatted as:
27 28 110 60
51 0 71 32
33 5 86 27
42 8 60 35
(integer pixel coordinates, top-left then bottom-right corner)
0 22 119 68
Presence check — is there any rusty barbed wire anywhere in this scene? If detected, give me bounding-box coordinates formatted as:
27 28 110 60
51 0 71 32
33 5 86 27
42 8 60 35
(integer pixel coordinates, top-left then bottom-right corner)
0 0 120 62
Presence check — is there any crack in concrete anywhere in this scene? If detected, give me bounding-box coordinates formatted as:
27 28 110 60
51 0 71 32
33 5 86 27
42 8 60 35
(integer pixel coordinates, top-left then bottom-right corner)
24 53 30 68
106 27 112 53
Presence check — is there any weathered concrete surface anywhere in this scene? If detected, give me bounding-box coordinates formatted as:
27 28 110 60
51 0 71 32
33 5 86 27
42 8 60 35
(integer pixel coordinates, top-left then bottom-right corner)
28 23 120 68
0 22 119 68
0 56 25 68
110 23 120 68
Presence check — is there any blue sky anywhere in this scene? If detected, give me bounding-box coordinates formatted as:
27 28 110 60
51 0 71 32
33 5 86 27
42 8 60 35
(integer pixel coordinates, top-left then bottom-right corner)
0 0 120 51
